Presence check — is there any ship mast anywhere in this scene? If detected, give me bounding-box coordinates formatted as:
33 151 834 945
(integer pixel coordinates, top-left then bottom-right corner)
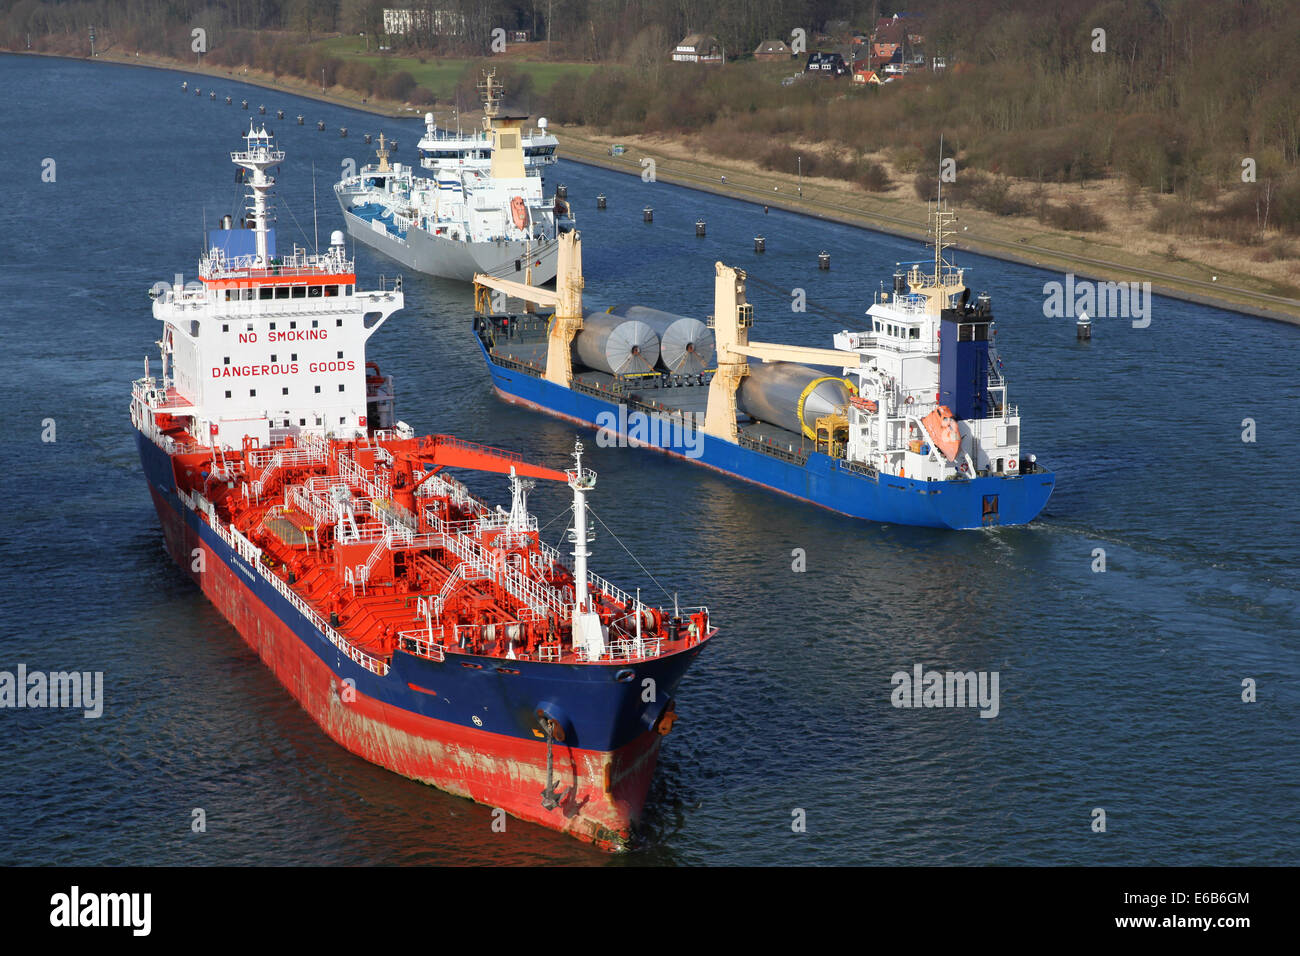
231 124 284 267
566 440 605 657
479 69 501 133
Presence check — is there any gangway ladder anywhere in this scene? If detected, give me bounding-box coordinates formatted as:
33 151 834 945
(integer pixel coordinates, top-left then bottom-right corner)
354 527 393 593
432 559 489 623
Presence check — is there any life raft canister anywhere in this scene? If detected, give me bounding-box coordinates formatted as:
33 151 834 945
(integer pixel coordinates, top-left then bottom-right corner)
510 195 527 231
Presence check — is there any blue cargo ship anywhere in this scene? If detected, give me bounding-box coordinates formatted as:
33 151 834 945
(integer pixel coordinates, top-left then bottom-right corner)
471 209 1055 529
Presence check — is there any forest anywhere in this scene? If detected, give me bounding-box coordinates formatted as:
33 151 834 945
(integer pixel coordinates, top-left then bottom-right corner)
5 0 1298 240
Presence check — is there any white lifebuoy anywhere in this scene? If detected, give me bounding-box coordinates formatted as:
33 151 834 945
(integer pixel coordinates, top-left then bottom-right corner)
905 395 914 405
1008 458 1018 472
959 460 969 474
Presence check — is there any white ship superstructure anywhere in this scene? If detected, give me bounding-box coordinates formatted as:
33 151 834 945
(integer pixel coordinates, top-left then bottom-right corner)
830 205 1025 482
416 109 557 177
334 71 566 283
134 125 404 452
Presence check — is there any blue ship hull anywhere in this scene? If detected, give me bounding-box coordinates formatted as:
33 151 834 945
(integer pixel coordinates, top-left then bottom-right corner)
476 337 1055 529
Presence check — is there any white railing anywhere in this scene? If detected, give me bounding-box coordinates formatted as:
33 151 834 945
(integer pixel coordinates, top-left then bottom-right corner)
287 485 334 529
203 248 349 280
443 531 561 622
537 539 631 610
397 630 445 662
575 637 663 663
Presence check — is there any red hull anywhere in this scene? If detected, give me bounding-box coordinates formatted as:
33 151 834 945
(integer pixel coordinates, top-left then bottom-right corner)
150 486 662 850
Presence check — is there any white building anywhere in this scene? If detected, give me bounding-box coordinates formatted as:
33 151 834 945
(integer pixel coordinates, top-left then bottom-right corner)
383 8 466 36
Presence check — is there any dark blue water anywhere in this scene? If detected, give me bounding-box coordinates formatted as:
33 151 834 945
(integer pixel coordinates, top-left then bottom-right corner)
2 55 1296 866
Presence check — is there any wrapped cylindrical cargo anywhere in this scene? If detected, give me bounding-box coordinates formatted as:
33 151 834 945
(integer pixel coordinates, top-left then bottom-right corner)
737 362 855 439
608 304 716 374
573 311 660 376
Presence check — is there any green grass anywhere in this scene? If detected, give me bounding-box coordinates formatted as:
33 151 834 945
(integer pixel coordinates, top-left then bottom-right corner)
312 36 600 99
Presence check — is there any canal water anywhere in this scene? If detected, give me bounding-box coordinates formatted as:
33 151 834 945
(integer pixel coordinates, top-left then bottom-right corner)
1 54 1295 865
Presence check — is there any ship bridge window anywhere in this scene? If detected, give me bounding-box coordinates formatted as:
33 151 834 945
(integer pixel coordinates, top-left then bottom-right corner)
274 286 289 300
243 289 256 301
324 285 338 297
291 286 306 299
308 285 323 298
910 327 920 339
259 287 273 301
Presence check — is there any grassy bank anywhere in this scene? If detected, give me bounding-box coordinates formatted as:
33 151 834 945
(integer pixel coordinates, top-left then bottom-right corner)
554 128 1300 326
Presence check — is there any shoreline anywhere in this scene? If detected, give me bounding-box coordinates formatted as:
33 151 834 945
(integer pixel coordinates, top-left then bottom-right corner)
10 49 1299 326
555 133 1300 328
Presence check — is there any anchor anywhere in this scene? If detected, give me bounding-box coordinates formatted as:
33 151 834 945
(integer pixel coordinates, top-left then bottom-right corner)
538 712 566 810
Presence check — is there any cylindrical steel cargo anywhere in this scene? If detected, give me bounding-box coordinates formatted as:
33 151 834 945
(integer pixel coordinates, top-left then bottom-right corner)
608 304 715 374
573 311 660 376
738 362 854 438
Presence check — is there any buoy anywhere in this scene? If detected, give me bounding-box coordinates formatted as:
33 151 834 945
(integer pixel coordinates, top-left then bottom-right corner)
210 91 216 100
277 109 284 119
297 114 304 125
240 100 248 109
1076 310 1092 342
225 96 232 104
596 193 606 210
695 219 706 237
364 133 372 144
643 206 653 223
818 250 830 270
556 184 568 199
317 121 325 131
181 81 187 91
258 104 265 114
754 235 766 253
340 127 348 137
